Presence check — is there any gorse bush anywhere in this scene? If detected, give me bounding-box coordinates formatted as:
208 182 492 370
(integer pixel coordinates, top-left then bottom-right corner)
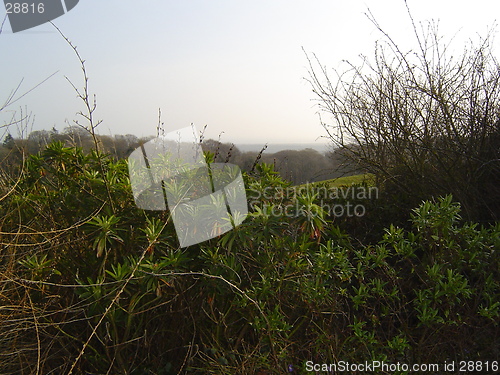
0 143 498 374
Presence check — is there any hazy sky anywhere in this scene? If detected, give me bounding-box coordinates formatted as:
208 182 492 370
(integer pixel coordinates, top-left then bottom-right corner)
1 0 499 145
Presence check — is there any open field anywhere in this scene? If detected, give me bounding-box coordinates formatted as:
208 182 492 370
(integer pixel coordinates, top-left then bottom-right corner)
297 173 375 188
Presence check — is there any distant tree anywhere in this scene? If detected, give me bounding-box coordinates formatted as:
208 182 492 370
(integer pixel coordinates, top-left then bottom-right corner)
63 125 91 138
201 139 241 163
109 134 140 159
28 130 51 147
235 151 260 172
2 133 14 149
260 148 332 185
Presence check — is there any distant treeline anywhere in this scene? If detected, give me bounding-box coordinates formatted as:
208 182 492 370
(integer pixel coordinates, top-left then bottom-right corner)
1 127 362 185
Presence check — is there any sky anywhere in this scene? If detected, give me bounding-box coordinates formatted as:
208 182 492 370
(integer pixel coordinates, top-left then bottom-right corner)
1 0 499 145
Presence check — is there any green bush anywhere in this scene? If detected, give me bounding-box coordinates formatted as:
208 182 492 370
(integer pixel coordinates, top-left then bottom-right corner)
0 144 498 374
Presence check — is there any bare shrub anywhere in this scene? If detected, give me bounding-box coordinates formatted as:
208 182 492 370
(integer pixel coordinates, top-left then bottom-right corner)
306 7 500 221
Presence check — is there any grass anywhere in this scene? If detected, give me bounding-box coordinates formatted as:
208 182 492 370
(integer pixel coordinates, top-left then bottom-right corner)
297 173 375 188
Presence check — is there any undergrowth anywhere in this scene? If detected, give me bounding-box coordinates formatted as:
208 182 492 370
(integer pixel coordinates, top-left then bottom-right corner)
0 144 498 374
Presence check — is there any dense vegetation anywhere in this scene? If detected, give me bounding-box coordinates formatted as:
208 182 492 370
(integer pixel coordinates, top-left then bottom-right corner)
0 142 498 374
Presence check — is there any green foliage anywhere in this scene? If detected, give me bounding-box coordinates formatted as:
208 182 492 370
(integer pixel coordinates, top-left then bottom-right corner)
0 143 498 374
88 214 124 257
